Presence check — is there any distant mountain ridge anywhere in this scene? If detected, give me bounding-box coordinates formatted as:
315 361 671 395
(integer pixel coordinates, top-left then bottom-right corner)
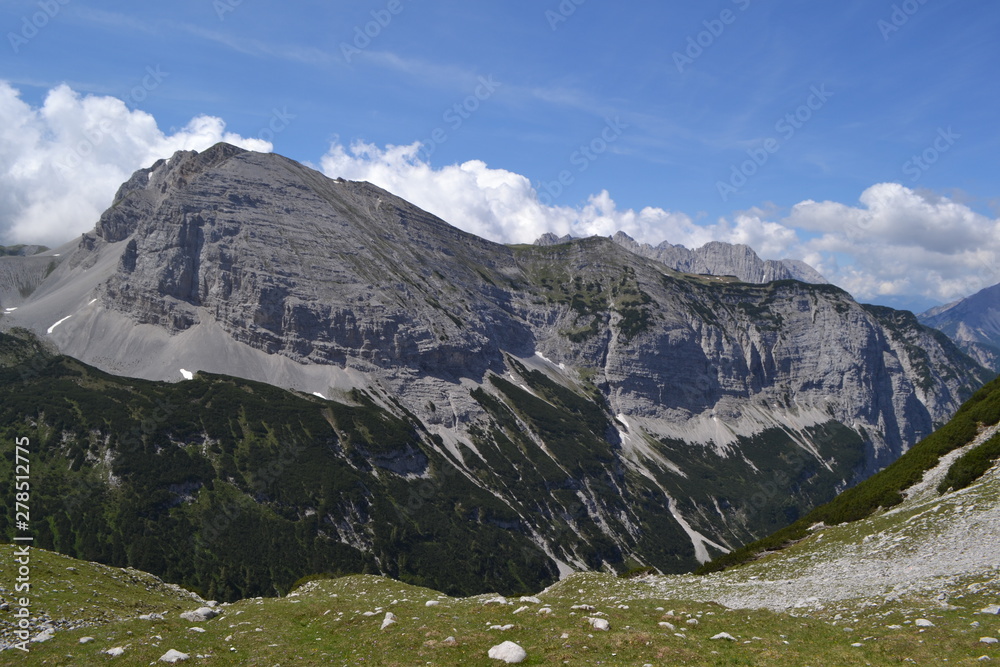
0 244 62 311
920 283 1000 372
0 143 991 595
535 231 827 285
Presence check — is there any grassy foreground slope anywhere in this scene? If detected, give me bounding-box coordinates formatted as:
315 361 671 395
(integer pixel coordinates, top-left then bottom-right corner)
2 535 998 666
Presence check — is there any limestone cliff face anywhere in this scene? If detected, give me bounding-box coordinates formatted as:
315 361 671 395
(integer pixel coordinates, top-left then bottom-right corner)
4 144 991 571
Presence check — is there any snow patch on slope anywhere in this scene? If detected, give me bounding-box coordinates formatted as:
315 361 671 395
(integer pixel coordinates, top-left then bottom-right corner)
47 315 72 334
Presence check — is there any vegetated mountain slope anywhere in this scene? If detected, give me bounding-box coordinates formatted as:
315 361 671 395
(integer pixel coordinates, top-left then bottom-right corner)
921 282 1000 372
0 329 556 600
0 326 877 599
0 144 992 584
698 372 1000 576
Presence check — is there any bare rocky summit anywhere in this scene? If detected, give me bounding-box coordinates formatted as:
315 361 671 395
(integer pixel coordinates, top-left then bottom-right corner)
608 232 828 284
536 231 827 284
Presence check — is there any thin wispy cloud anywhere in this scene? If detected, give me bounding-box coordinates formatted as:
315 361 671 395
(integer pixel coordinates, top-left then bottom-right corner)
178 25 338 66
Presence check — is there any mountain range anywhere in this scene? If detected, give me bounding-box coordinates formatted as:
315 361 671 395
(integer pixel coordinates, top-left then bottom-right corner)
0 143 995 602
920 283 1000 372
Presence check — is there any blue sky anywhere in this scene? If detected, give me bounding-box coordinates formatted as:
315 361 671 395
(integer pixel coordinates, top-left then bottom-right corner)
1 0 998 311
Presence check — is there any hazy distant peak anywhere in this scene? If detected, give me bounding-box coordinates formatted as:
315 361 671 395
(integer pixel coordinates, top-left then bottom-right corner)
594 232 828 285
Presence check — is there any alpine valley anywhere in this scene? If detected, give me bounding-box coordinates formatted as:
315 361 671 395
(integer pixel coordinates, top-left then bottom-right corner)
0 143 994 603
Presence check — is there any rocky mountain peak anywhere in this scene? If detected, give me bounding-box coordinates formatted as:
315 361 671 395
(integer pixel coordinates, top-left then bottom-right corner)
97 143 249 243
2 145 991 582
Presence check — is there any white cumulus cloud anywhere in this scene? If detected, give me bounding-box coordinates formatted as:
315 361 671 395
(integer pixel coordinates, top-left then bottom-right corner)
0 81 271 248
788 184 1000 303
319 140 707 247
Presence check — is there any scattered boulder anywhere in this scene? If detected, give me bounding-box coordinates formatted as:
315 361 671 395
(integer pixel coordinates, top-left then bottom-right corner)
981 637 999 644
982 605 1000 615
488 641 527 663
159 649 190 663
105 647 126 657
189 627 206 633
425 600 441 607
79 637 95 644
915 619 935 628
519 596 541 604
711 632 737 641
483 596 509 606
180 606 219 622
659 621 676 631
586 617 610 631
381 612 397 630
139 613 165 621
489 624 514 631
31 628 54 643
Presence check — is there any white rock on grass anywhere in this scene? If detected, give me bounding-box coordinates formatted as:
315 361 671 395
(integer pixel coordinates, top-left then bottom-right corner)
519 596 541 604
381 612 397 630
188 627 206 633
981 637 999 644
488 641 527 663
915 619 935 628
159 649 190 663
483 596 509 606
105 647 125 657
180 607 219 622
425 600 440 607
586 617 610 631
79 637 95 644
982 605 1000 615
490 624 515 631
711 632 737 641
659 622 676 631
